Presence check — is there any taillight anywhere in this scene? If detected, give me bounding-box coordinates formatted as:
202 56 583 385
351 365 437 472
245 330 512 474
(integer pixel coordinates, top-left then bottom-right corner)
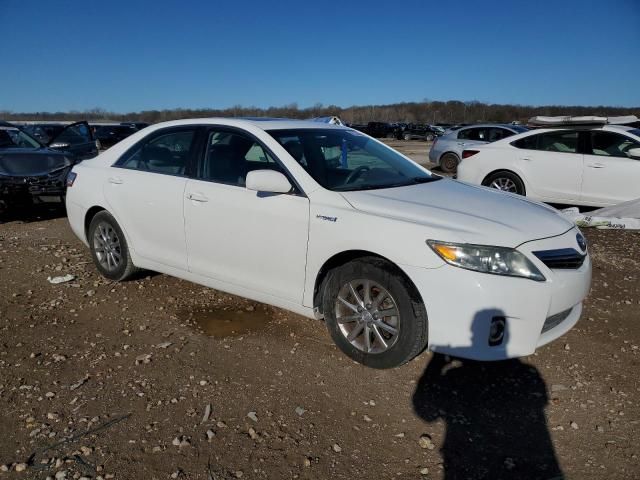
66 171 77 187
462 149 479 159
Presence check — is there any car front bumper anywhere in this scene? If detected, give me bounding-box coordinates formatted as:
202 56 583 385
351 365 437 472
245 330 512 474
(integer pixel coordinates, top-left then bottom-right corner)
401 228 592 360
0 167 70 199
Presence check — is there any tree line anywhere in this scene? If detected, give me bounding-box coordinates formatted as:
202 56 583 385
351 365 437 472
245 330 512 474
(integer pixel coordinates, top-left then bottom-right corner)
1 100 637 125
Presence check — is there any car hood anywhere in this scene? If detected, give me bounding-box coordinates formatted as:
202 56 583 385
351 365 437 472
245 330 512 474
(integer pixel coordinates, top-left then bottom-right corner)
340 178 574 247
0 149 72 177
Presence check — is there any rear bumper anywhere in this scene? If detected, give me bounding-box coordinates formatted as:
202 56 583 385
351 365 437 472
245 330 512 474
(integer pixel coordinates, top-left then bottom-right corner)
401 228 591 360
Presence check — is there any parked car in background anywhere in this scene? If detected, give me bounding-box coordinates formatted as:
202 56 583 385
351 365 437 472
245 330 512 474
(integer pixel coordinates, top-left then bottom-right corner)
121 122 150 131
0 121 95 210
457 122 640 207
349 122 391 138
92 124 139 149
66 118 590 368
429 124 529 173
397 124 442 141
20 121 98 161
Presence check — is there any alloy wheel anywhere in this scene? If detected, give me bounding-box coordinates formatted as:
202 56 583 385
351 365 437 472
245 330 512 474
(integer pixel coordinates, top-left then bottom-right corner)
334 279 400 354
490 177 518 193
93 221 122 271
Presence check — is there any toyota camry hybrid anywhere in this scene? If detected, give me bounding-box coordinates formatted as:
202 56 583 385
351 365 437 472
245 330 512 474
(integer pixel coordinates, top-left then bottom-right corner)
65 118 591 368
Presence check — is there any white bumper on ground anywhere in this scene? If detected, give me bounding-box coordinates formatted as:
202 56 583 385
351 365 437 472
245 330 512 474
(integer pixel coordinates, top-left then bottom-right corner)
402 228 591 360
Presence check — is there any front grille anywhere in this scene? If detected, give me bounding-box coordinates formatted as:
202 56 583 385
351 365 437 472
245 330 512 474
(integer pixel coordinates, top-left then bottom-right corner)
533 248 586 269
542 308 572 333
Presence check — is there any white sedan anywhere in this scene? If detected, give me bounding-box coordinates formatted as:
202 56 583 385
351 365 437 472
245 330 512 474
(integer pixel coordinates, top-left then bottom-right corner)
457 124 640 207
65 118 591 368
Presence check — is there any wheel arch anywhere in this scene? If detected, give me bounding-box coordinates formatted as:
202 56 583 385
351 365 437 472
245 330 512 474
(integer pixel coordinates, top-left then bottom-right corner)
84 205 107 241
312 250 424 316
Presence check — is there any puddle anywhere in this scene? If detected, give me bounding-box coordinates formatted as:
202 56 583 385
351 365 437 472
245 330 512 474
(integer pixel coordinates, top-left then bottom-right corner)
182 305 275 337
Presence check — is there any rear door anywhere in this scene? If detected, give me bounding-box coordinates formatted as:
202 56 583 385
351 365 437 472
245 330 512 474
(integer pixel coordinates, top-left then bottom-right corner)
511 130 583 201
49 121 98 160
104 126 200 270
183 126 309 302
457 127 490 150
580 130 640 205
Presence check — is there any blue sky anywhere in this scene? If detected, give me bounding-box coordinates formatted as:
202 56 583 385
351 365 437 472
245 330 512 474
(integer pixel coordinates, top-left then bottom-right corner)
0 0 638 112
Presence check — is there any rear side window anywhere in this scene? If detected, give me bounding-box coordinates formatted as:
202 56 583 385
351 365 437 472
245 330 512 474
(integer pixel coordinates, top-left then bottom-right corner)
458 128 488 141
512 131 578 153
590 131 639 158
117 129 196 176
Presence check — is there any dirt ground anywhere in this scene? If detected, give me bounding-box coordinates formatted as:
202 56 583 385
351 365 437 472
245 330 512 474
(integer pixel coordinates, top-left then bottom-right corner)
0 143 638 479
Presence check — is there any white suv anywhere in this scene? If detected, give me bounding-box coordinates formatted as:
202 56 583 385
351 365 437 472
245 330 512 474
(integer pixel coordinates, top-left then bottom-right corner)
457 125 640 207
66 118 591 368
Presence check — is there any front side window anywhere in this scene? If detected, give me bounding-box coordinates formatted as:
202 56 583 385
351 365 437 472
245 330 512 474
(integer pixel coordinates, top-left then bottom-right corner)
269 128 439 191
199 129 282 187
590 131 639 158
118 129 196 175
53 123 92 145
488 128 515 142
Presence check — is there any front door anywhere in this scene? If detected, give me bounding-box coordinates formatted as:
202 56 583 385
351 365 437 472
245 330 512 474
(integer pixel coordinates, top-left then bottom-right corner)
580 130 640 205
184 127 309 302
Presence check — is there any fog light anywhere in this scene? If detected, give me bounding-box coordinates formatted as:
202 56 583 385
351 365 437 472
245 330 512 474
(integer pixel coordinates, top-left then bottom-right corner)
489 317 506 346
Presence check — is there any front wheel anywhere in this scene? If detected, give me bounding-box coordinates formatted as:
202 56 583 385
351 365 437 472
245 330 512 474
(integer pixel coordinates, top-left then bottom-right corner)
483 171 526 196
403 133 411 141
322 257 428 369
88 211 141 281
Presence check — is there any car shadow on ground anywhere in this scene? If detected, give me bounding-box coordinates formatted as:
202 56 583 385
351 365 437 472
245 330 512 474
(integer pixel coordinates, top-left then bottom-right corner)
412 310 564 480
0 201 67 224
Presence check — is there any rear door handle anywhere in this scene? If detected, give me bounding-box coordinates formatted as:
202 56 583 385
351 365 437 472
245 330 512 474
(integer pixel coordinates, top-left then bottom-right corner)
186 192 209 202
108 177 123 185
521 157 531 161
587 163 605 169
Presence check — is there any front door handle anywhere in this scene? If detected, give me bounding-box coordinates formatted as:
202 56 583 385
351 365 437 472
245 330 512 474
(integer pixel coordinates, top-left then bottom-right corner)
521 156 531 161
587 163 605 169
186 192 209 202
108 177 123 185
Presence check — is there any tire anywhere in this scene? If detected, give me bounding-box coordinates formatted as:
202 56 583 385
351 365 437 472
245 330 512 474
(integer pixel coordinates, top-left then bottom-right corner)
483 171 526 196
322 257 428 369
426 134 435 142
403 133 411 141
88 211 141 281
440 153 459 173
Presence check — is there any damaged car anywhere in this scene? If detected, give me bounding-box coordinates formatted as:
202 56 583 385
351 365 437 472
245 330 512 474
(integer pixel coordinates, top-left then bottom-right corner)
0 121 96 211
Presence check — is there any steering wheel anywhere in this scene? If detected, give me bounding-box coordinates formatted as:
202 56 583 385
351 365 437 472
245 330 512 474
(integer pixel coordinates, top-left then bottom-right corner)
345 165 370 184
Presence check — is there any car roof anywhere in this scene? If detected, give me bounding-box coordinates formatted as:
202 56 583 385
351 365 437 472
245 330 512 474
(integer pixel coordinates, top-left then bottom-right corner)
458 123 521 129
140 118 350 132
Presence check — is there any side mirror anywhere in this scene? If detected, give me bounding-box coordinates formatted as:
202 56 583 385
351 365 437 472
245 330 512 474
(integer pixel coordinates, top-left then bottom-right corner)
246 170 292 194
627 147 640 160
49 142 71 150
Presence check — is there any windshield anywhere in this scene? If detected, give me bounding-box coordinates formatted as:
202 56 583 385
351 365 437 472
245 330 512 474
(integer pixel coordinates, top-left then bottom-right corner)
0 127 42 149
269 128 439 191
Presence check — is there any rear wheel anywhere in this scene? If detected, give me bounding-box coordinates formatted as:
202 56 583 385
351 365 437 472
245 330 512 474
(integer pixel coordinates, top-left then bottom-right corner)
440 153 459 173
322 257 428 369
483 171 526 196
426 133 435 142
88 211 141 281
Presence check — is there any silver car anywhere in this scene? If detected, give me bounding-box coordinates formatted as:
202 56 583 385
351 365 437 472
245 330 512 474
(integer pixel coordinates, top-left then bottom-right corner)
428 124 528 173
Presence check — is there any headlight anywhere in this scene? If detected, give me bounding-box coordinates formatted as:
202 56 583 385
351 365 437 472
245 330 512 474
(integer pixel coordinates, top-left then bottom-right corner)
427 240 545 281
